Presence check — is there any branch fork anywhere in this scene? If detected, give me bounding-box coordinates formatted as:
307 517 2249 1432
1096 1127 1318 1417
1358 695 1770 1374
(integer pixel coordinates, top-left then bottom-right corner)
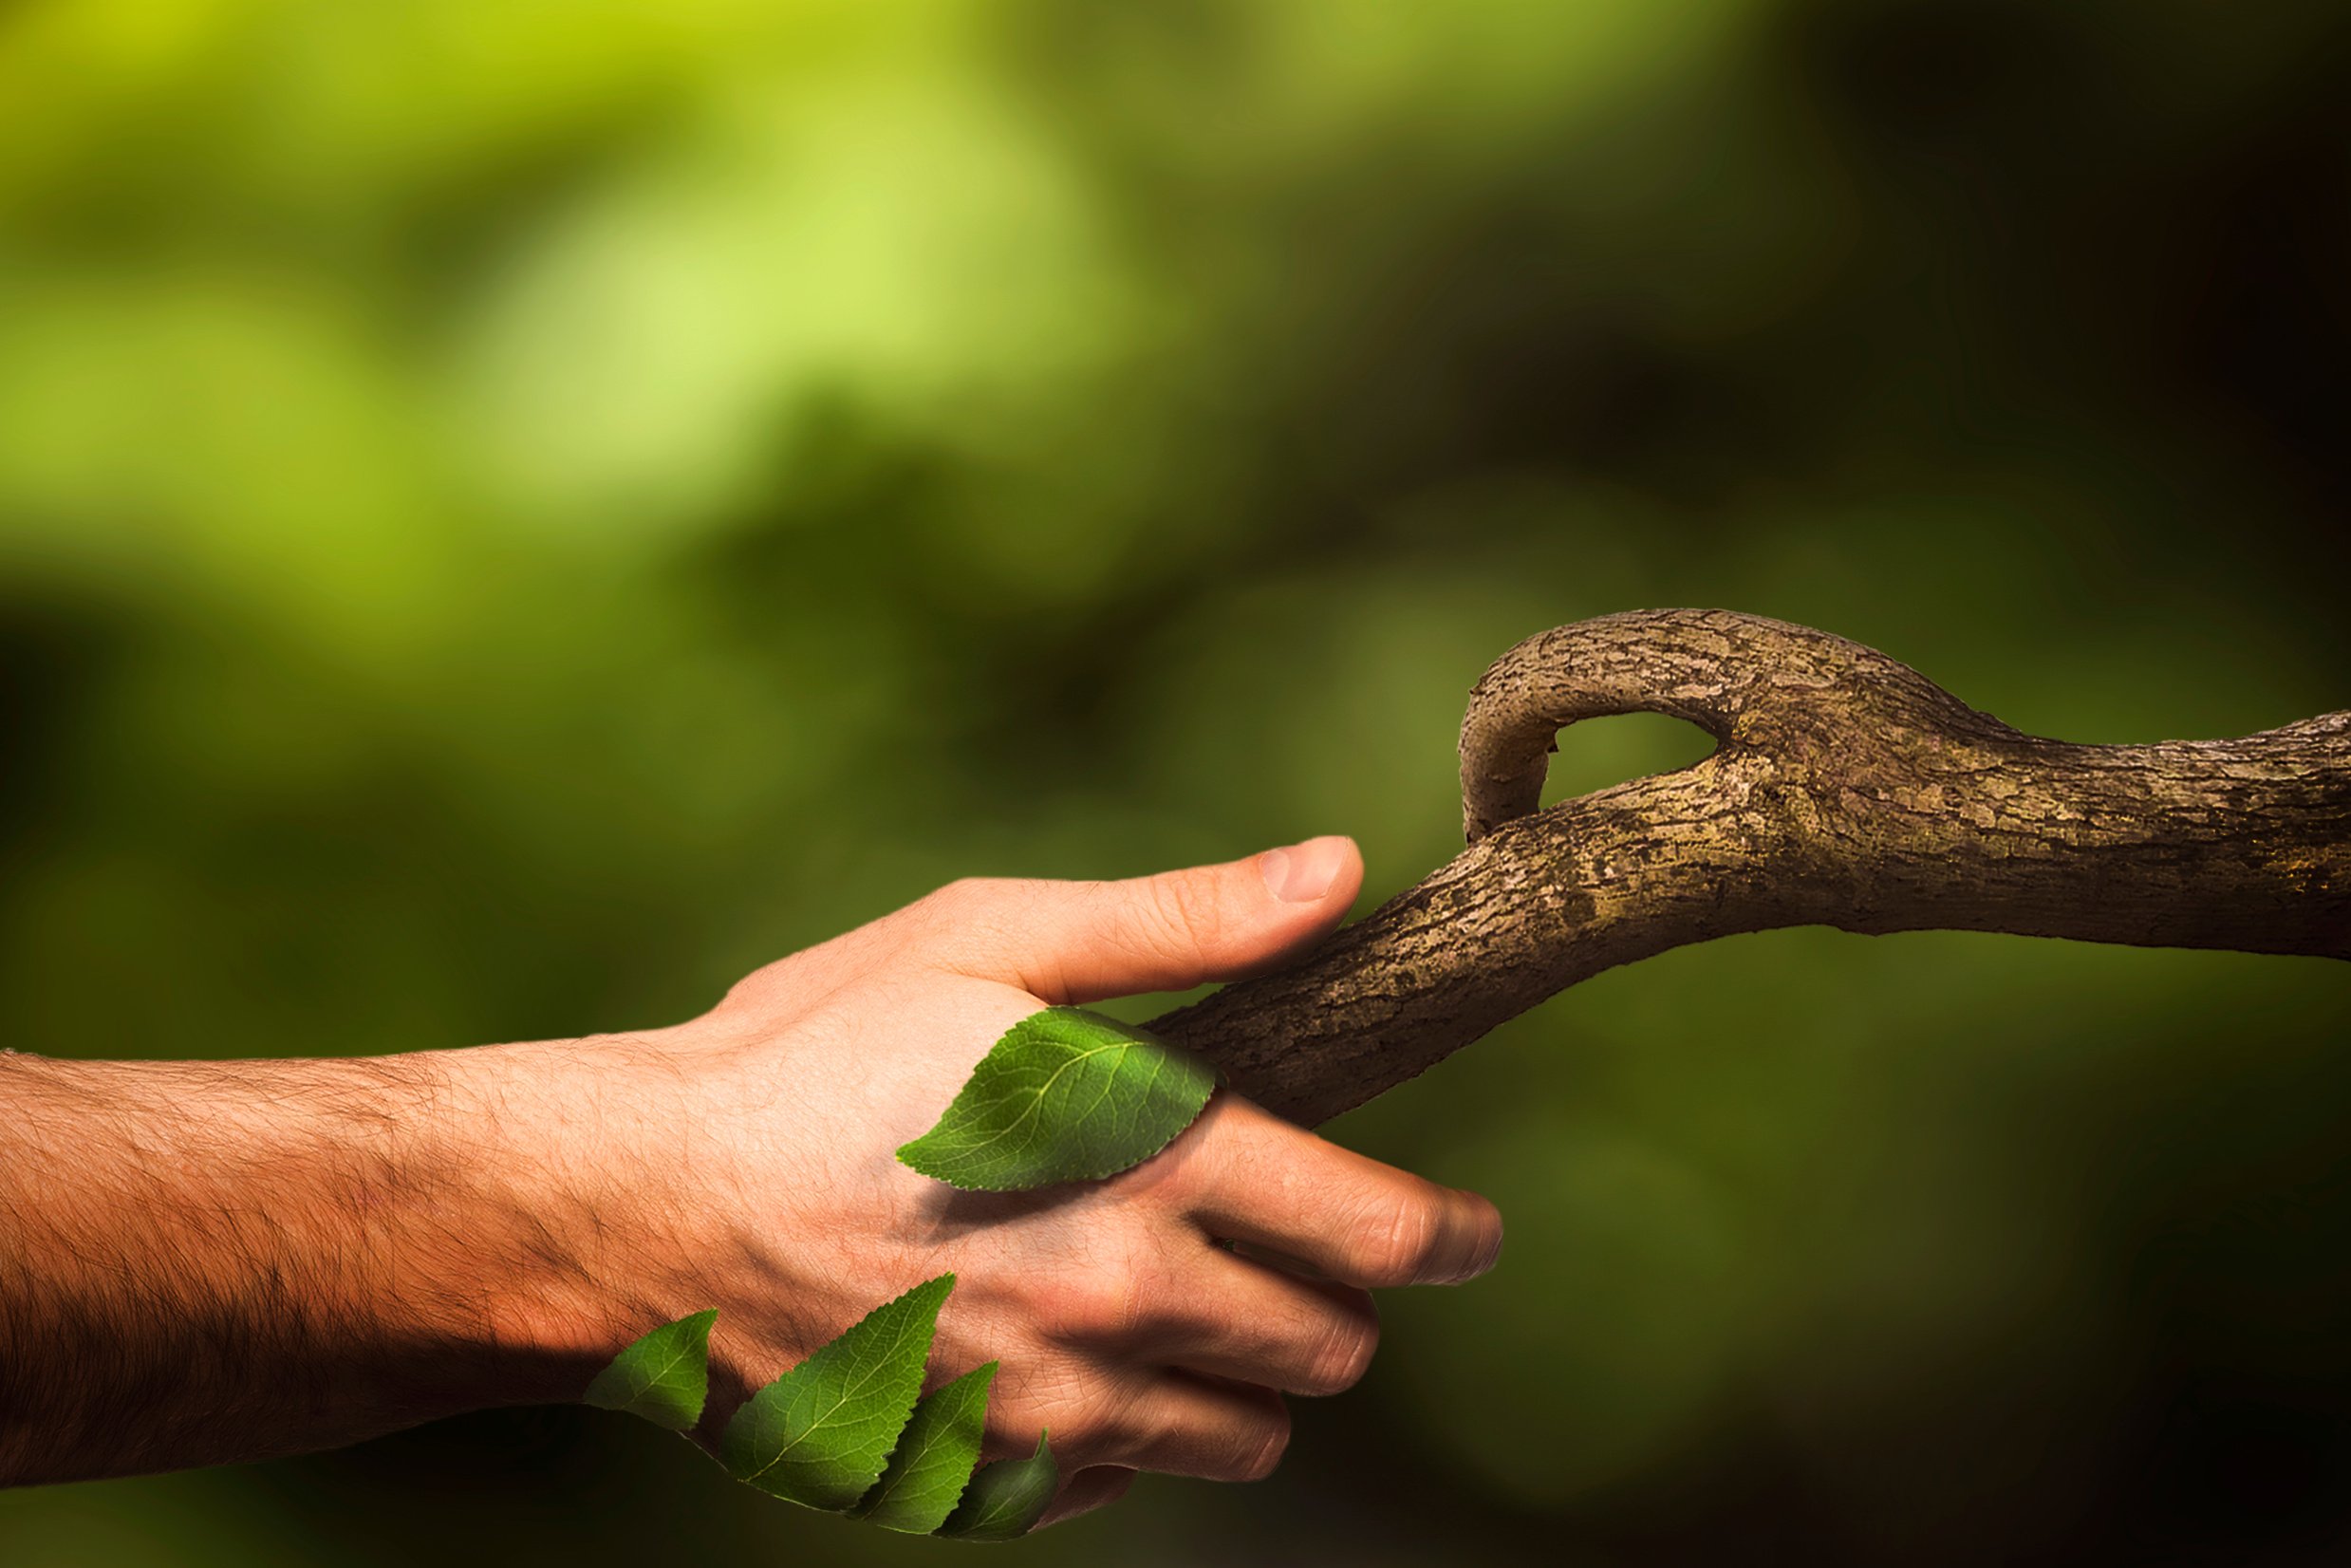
1151 609 2350 1126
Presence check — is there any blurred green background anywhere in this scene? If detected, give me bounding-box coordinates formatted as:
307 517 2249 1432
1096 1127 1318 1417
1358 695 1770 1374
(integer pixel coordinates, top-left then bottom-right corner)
3 0 2348 1561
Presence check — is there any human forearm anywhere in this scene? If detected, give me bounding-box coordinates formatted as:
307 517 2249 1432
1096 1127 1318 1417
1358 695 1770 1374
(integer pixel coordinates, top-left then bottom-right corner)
0 1045 606 1484
0 840 1504 1529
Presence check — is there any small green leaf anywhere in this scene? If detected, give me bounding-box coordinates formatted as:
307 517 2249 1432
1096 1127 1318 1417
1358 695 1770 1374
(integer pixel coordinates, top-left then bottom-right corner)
582 1308 717 1431
721 1275 954 1510
935 1431 1057 1541
849 1360 998 1534
897 1006 1219 1191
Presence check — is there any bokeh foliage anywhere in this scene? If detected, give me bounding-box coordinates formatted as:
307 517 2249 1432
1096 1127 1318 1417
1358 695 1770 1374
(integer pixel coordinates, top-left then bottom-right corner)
3 0 2348 1562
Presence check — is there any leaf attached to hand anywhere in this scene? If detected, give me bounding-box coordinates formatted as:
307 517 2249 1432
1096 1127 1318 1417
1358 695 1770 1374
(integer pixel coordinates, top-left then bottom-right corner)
582 1308 718 1432
849 1359 998 1534
936 1431 1058 1541
721 1274 954 1510
897 1006 1219 1190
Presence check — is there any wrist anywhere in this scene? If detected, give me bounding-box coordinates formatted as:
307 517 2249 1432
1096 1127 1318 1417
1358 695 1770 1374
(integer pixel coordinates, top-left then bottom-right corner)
225 1044 615 1419
424 1033 700 1404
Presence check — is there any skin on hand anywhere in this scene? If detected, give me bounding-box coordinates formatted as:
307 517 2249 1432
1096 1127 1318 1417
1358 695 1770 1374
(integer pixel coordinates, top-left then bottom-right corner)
491 834 1505 1527
0 836 1502 1522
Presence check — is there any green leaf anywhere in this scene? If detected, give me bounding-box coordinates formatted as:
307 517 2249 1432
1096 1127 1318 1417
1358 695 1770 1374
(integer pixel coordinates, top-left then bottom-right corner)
849 1360 998 1534
897 1006 1219 1191
721 1274 954 1510
582 1308 717 1431
935 1431 1057 1541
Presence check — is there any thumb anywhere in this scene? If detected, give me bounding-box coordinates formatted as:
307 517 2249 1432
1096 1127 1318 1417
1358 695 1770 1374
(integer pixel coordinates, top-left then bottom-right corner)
927 836 1364 1004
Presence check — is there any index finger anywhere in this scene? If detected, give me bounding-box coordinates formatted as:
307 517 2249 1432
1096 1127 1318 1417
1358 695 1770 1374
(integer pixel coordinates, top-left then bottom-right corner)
1172 1093 1503 1288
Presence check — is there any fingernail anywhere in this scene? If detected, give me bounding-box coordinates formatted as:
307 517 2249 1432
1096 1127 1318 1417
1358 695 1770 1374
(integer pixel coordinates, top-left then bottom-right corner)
1259 835 1347 904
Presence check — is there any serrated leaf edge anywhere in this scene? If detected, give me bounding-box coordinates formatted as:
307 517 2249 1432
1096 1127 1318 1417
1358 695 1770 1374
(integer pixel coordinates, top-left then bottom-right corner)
723 1273 954 1499
936 1429 1057 1541
585 1006 1259 1533
896 1007 1220 1192
582 1307 718 1430
850 1358 998 1532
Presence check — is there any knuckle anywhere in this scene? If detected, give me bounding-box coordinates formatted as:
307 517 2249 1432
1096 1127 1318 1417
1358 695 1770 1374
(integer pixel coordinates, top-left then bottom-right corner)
1140 870 1225 958
1362 1188 1443 1285
1148 1091 1240 1197
890 879 983 952
920 876 974 913
1039 1260 1147 1345
912 876 1051 977
996 1364 1124 1458
921 876 997 924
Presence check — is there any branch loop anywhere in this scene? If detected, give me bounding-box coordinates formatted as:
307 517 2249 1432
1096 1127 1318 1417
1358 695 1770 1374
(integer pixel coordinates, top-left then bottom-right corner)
1459 608 1997 841
1155 609 2350 1127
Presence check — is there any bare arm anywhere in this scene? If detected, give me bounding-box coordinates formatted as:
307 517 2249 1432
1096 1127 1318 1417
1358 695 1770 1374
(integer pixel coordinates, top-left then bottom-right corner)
0 1048 603 1481
0 838 1502 1525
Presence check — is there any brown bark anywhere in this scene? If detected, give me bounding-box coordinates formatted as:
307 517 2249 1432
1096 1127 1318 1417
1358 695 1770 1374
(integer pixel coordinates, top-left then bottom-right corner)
1148 609 2351 1127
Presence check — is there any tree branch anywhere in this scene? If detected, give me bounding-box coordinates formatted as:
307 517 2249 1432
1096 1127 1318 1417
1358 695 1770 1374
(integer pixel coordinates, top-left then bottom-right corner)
1149 609 2351 1127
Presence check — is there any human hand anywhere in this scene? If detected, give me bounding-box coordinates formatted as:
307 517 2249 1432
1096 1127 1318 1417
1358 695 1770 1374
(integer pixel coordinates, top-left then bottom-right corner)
485 836 1503 1527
